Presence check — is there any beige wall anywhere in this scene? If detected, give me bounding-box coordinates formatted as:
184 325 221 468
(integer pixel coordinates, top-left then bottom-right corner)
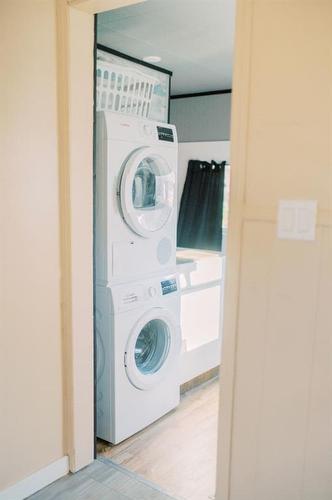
0 0 138 492
217 1 332 499
0 0 64 490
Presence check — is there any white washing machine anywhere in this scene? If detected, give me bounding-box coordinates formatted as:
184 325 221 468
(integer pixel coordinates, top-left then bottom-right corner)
95 111 178 285
96 272 181 444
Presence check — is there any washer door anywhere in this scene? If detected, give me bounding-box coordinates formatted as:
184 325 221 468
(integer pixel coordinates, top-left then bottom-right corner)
120 147 175 238
125 308 181 390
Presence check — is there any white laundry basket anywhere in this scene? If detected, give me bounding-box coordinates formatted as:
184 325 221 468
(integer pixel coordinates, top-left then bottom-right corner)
96 60 158 118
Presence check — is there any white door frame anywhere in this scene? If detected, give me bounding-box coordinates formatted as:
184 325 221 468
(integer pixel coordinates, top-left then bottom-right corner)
58 2 244 499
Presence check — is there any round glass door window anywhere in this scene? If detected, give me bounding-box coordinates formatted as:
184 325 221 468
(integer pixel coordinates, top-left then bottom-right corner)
125 309 180 390
134 319 171 375
120 148 175 237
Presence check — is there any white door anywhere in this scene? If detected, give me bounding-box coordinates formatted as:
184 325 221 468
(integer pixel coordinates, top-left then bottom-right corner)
120 147 175 238
125 308 180 390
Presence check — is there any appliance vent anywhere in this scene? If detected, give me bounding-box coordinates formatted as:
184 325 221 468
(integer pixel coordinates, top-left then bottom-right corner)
121 293 139 305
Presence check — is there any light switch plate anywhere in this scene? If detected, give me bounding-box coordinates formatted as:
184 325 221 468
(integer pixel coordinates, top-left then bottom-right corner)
277 200 317 241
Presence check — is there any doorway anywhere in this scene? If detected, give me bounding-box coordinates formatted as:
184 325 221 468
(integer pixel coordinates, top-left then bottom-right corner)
93 2 235 499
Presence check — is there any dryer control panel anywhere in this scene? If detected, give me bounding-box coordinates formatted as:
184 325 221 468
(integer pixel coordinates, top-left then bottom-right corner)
102 111 178 145
157 126 175 143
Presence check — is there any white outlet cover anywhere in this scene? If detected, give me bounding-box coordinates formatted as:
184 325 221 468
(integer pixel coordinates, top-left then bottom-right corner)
277 200 317 241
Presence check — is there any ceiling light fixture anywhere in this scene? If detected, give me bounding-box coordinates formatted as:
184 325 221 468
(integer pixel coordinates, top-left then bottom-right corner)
143 55 161 64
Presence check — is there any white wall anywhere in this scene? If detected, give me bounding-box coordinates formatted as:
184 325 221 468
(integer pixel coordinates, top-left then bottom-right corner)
170 93 232 142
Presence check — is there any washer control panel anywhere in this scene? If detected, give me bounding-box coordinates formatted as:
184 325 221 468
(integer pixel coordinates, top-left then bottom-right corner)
161 277 177 295
112 274 178 312
148 286 157 297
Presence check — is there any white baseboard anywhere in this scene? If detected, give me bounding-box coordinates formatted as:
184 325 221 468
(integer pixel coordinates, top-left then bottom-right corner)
0 456 69 500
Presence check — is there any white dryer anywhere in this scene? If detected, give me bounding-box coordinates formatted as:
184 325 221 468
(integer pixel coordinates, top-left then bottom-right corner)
95 272 181 444
95 111 178 285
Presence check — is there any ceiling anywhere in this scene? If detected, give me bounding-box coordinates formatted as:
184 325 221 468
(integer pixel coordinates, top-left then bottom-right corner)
97 0 235 95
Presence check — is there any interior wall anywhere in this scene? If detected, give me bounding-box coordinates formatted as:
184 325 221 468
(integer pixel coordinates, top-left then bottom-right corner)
0 0 64 490
170 93 232 142
217 1 332 499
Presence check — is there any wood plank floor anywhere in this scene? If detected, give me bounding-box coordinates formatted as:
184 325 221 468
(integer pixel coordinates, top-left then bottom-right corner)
98 377 219 500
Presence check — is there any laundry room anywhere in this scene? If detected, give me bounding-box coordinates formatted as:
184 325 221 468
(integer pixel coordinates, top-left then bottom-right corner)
94 1 235 499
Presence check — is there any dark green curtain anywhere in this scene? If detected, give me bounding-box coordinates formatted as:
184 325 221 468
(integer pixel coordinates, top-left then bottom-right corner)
177 160 226 251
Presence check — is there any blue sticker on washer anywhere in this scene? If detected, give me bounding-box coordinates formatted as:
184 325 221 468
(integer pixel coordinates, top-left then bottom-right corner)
161 278 177 295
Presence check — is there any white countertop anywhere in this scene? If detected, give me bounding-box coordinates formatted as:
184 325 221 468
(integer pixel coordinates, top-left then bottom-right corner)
176 248 224 290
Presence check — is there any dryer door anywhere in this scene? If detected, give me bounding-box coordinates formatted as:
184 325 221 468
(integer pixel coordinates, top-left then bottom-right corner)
125 308 181 390
120 147 175 238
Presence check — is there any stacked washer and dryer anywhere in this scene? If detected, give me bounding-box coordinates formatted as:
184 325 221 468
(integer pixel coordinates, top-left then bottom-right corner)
95 111 181 444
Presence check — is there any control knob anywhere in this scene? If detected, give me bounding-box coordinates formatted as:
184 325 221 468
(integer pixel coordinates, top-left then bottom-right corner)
148 286 157 298
143 124 152 136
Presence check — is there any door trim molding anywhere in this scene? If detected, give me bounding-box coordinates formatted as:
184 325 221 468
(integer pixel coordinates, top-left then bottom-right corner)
215 0 254 498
